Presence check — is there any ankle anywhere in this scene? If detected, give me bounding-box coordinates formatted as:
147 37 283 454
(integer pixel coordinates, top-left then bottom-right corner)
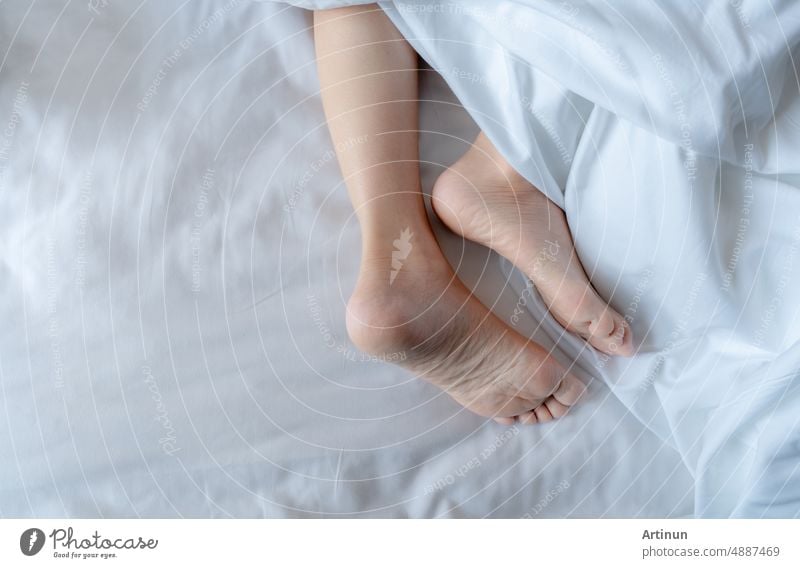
469 135 527 187
346 229 453 359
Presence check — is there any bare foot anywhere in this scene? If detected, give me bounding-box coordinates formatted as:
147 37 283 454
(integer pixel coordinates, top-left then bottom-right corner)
346 229 585 424
432 133 633 357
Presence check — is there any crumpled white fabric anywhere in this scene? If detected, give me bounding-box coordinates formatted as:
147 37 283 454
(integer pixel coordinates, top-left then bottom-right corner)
281 0 800 517
1 0 696 518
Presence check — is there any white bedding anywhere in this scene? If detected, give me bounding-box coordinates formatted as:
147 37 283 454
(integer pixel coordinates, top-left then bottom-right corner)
0 0 697 517
370 0 800 517
364 0 800 516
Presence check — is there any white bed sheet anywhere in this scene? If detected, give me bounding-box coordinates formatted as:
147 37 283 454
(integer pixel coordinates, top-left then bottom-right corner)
0 0 692 517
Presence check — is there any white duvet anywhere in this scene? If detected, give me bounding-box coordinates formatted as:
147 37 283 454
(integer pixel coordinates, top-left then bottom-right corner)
275 0 800 517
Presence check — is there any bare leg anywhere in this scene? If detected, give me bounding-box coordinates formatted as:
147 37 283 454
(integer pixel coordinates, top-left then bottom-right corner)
314 5 584 424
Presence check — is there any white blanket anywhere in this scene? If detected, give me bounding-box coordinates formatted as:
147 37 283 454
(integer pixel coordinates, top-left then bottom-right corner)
279 0 800 517
0 0 690 517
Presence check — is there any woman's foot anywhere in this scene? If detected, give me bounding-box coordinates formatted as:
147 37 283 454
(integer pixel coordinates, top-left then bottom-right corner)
432 133 634 356
346 230 585 424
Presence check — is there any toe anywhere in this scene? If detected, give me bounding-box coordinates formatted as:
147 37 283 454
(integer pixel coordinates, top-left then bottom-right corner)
517 410 537 425
493 416 517 425
587 307 615 338
586 308 635 356
545 284 635 358
613 319 635 356
544 396 570 419
534 405 554 423
551 375 586 406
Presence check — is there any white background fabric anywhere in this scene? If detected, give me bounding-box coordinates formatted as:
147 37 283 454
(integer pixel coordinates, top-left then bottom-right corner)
0 0 691 517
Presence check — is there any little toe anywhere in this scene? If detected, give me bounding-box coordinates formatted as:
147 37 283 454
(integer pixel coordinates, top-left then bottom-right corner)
494 416 517 425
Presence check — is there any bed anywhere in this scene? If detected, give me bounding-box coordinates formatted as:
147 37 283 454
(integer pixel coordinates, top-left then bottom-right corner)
7 0 779 517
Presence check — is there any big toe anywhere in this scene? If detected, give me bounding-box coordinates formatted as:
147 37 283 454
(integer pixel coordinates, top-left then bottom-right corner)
586 306 634 356
540 279 635 357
